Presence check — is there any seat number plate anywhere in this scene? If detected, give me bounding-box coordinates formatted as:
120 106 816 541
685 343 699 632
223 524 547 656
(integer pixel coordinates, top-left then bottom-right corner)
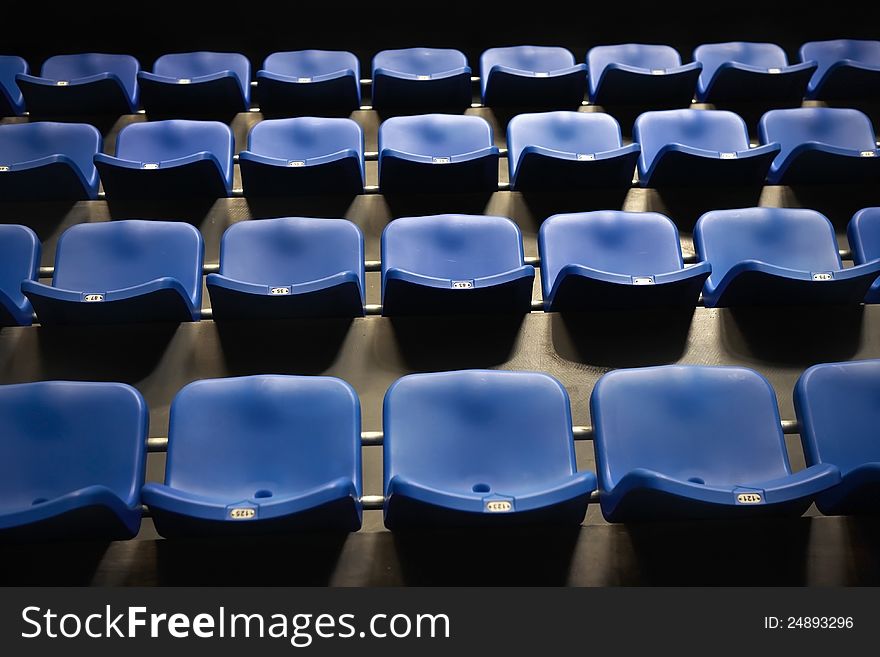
812 272 833 281
452 280 474 289
229 508 256 520
270 287 291 295
83 294 105 303
736 493 763 504
486 501 512 512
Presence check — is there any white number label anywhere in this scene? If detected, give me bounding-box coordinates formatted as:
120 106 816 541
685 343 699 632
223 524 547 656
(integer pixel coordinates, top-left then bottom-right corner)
577 153 595 161
229 508 256 520
720 152 738 159
83 294 105 303
287 160 305 167
432 157 451 164
632 276 655 285
451 280 474 289
270 287 291 295
736 493 763 504
485 501 512 512
812 272 833 281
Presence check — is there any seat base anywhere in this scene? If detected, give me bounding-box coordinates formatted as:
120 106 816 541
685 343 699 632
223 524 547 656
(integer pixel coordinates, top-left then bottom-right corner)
512 148 639 191
641 147 777 187
809 66 880 101
384 493 589 530
0 161 93 201
701 66 815 104
18 77 135 116
96 158 230 199
139 76 247 116
483 69 587 108
256 73 360 116
239 155 363 197
372 73 472 112
705 269 877 307
208 277 364 320
149 496 361 538
592 66 701 107
26 286 197 325
0 503 140 543
382 271 533 316
771 151 880 186
379 153 499 193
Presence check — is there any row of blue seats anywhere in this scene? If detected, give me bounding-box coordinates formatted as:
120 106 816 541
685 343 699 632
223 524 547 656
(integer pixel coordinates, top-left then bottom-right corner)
1 107 878 200
3 207 880 326
1 361 878 540
2 41 878 118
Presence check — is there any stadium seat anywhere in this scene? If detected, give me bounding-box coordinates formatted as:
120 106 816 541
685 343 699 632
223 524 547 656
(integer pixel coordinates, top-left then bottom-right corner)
22 220 203 324
207 217 365 320
847 207 880 303
795 359 880 515
95 120 234 199
378 114 498 192
591 365 840 522
239 117 364 196
139 51 250 115
539 211 710 311
759 107 880 185
372 48 471 111
587 44 701 106
694 207 880 307
256 50 360 115
634 109 779 186
16 53 140 115
142 375 362 537
0 121 102 200
383 370 596 529
381 214 534 316
0 55 28 116
0 381 147 541
480 46 587 108
0 225 40 326
693 42 816 104
800 39 880 100
506 111 640 190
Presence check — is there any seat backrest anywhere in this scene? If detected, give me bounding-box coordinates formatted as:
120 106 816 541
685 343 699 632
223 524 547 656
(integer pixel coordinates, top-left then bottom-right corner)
0 55 28 108
52 220 203 296
539 211 684 288
481 46 576 76
262 50 359 78
592 365 791 489
166 375 361 498
0 122 101 182
219 217 364 288
634 109 751 168
247 117 363 161
152 51 250 83
759 107 877 161
694 42 789 88
114 120 234 180
379 114 493 157
42 53 140 100
382 214 524 279
507 111 624 165
848 207 880 264
695 207 842 288
0 224 39 306
796 360 880 475
384 370 577 492
0 381 147 511
588 44 683 75
373 48 467 75
800 39 880 82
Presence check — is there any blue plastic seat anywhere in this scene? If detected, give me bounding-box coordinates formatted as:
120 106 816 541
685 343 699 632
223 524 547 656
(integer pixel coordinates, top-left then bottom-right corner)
634 109 779 186
95 120 234 199
372 48 471 111
142 375 362 537
694 42 816 104
239 117 364 196
0 55 28 116
587 44 701 107
0 381 147 541
795 359 880 515
139 51 250 115
800 39 880 100
694 207 880 307
480 46 587 108
0 225 40 326
16 53 140 115
507 111 639 191
22 220 203 325
759 108 880 185
381 214 534 316
378 114 498 192
207 217 365 320
539 211 710 311
383 370 596 529
256 50 360 114
847 207 880 303
0 122 102 200
591 365 840 522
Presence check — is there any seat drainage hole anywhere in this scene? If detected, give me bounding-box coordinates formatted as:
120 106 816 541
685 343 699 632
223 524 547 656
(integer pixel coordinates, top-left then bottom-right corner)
254 489 273 499
32 498 48 505
472 483 491 493
687 477 705 485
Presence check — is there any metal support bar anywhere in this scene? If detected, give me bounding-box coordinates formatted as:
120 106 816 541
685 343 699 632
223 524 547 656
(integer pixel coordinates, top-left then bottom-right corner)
361 495 385 510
